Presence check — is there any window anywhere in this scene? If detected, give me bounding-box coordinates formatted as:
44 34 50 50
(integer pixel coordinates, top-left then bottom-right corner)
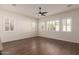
67 18 71 31
55 20 60 31
5 18 14 31
62 19 66 31
47 21 53 31
40 17 71 32
62 18 72 32
32 22 36 28
52 20 55 30
40 22 45 31
47 20 60 31
47 21 50 31
32 21 36 31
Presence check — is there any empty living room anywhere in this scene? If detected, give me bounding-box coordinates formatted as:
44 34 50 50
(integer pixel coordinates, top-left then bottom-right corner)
0 4 79 55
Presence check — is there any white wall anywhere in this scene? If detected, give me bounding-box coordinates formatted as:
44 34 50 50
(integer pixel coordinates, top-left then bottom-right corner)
0 10 37 43
39 8 79 43
1 7 79 44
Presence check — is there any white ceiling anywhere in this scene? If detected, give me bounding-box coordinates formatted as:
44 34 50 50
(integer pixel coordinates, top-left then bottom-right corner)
0 4 79 19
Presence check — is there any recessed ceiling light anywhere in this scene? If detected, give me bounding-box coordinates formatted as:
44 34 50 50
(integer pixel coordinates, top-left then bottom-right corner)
67 4 72 7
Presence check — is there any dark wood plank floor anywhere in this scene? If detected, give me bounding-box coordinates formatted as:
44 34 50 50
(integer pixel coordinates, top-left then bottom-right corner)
3 36 79 55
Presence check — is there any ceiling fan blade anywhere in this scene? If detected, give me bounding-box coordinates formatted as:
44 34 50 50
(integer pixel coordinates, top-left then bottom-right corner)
43 12 48 14
37 7 48 16
41 14 46 16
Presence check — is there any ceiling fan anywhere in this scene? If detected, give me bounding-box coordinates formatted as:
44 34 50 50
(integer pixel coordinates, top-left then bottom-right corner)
38 7 48 16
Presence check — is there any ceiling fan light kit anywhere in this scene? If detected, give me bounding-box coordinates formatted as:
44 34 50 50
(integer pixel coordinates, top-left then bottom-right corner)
38 7 48 16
